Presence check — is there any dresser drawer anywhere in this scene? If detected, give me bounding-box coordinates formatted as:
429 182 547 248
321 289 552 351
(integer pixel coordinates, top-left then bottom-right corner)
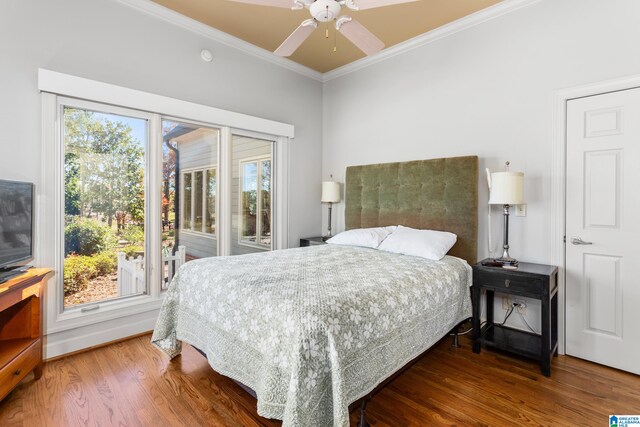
0 339 40 400
476 270 543 295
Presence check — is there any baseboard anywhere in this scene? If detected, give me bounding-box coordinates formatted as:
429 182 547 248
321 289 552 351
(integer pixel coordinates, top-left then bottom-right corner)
44 308 160 359
45 331 152 362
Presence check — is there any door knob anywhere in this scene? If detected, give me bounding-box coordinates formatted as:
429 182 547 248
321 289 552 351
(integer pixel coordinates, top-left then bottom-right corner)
570 237 593 245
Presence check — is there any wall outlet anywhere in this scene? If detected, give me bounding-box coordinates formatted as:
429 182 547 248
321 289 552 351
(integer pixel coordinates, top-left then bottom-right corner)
514 300 527 314
502 296 511 310
515 204 527 217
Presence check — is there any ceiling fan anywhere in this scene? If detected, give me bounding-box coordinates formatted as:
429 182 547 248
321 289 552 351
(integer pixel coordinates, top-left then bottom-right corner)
226 0 418 57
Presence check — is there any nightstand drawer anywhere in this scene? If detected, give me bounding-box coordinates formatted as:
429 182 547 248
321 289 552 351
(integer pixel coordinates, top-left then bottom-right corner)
476 270 543 294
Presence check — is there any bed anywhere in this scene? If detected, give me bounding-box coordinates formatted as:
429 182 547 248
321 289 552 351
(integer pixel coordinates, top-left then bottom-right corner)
152 155 478 427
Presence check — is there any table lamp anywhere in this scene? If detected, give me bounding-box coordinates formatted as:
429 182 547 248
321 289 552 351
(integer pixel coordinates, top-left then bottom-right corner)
321 178 340 240
488 162 524 265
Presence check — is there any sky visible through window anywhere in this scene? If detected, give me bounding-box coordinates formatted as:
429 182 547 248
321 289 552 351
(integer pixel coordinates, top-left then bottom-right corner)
243 162 258 191
103 113 147 146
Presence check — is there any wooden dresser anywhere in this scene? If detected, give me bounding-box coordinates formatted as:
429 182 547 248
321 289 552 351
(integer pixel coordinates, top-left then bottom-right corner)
0 268 52 401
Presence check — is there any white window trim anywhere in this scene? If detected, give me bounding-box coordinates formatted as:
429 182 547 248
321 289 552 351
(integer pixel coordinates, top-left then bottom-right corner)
38 69 294 138
180 166 217 237
40 95 163 334
238 155 272 249
38 71 292 352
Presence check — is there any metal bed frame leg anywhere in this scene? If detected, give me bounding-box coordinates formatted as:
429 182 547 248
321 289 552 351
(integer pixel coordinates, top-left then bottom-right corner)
452 319 467 348
451 318 472 348
358 396 371 427
452 330 460 348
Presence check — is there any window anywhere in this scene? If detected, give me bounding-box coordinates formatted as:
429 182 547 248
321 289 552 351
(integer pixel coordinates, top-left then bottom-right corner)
40 70 291 355
62 104 149 309
181 168 217 236
239 157 271 247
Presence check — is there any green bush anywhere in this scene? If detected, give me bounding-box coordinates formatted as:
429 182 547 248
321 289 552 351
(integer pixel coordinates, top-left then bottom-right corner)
93 251 117 276
121 224 144 246
121 245 144 258
63 255 98 295
65 217 114 256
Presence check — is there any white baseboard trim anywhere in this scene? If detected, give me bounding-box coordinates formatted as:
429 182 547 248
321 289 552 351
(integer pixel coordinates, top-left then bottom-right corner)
44 309 160 359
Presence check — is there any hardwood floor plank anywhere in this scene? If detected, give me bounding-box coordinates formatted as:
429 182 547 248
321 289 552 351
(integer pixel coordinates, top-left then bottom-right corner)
107 339 203 426
1 333 638 426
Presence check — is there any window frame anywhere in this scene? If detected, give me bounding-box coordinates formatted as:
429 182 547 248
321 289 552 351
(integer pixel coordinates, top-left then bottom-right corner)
44 96 163 332
39 69 291 354
238 155 272 249
180 166 217 239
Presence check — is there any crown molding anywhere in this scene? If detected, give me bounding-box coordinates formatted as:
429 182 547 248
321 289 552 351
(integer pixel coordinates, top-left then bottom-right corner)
115 0 324 82
115 0 540 84
322 0 542 82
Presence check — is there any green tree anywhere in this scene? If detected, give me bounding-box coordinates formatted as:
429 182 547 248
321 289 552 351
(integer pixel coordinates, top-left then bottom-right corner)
64 151 81 216
64 109 144 228
162 143 176 224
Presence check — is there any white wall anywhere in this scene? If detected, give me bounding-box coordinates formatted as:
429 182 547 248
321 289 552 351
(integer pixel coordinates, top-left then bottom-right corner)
0 0 322 356
322 0 640 331
0 0 322 249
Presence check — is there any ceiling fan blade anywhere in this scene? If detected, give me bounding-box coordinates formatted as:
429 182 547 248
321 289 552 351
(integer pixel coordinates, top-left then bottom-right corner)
274 19 318 57
350 0 419 10
226 0 295 8
336 18 384 55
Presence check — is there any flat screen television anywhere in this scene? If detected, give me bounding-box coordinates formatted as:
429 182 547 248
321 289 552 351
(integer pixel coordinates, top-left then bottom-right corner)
0 179 34 270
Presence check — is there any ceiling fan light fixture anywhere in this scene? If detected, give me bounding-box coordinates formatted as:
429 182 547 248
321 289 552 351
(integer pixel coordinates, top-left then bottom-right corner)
227 0 402 57
310 0 341 22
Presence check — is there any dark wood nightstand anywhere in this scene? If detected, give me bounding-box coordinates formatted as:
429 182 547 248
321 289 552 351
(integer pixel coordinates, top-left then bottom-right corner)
299 236 327 247
472 259 559 376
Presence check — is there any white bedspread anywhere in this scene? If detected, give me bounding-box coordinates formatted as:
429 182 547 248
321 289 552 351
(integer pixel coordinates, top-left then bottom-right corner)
152 244 472 426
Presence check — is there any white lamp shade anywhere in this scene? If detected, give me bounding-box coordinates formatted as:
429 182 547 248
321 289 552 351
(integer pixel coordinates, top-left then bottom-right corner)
488 171 525 205
321 181 340 203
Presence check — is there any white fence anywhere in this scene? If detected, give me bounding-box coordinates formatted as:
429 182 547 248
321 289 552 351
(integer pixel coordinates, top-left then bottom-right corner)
116 253 144 296
116 245 186 296
162 245 186 290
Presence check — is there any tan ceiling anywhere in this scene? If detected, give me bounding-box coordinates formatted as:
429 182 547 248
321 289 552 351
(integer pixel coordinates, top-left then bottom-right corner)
151 0 502 73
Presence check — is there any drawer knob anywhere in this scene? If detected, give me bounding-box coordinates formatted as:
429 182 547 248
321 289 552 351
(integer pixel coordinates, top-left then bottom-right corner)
14 369 21 376
505 279 510 288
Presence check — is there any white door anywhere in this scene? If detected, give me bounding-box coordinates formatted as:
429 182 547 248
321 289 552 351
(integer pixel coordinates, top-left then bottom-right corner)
566 87 640 374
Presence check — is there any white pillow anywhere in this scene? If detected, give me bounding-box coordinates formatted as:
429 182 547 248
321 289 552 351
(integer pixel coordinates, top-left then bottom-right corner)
326 226 397 249
377 225 457 260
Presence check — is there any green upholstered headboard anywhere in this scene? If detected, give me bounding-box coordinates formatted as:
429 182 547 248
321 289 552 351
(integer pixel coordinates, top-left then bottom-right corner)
345 156 478 265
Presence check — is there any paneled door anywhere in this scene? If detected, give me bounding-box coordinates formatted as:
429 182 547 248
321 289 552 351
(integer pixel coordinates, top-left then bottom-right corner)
566 87 640 374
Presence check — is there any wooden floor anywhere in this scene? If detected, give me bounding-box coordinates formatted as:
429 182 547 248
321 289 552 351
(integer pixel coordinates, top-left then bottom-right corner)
1 329 638 426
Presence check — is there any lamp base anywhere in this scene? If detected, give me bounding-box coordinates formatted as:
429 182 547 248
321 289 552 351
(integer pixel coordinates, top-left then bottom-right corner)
493 257 519 266
322 235 331 242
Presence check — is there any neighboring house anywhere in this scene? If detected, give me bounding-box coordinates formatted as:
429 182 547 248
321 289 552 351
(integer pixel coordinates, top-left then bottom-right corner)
163 125 272 260
231 135 272 256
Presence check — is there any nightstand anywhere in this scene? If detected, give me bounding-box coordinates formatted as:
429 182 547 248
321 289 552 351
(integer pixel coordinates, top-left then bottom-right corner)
471 259 558 376
300 236 327 247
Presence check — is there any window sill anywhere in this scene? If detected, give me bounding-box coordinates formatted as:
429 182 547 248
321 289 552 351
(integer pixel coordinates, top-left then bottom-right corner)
46 294 165 335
